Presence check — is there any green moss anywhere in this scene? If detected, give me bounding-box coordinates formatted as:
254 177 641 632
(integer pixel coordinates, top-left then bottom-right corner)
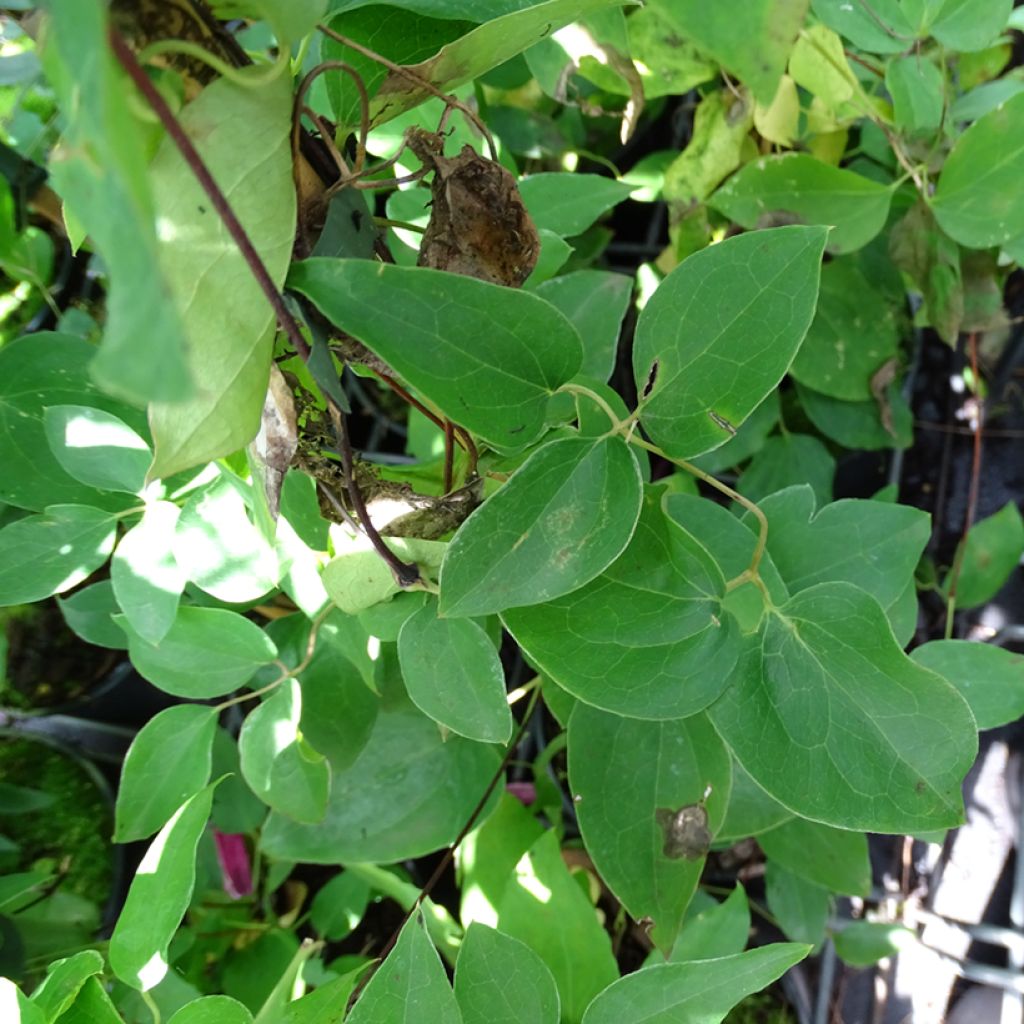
0 737 113 904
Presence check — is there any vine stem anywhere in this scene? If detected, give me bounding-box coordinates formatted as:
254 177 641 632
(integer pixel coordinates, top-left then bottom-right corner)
108 29 419 587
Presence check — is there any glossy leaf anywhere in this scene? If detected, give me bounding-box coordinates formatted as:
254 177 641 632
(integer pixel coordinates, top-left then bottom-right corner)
757 486 931 610
118 606 278 698
399 602 512 743
49 977 122 1024
111 501 187 644
568 706 731 949
0 505 117 606
168 997 253 1024
41 1 191 404
912 640 1024 729
239 679 330 824
532 270 633 382
310 871 371 941
348 912 461 1024
290 259 582 449
634 226 826 459
43 406 150 495
503 492 737 719
0 334 143 512
758 817 871 895
886 56 944 133
116 704 218 842
946 501 1024 607
454 923 560 1024
1 979 44 1024
148 69 295 479
359 0 635 126
29 949 103 1023
440 436 642 617
718 761 794 840
581 943 809 1024
668 885 750 963
110 783 218 990
711 155 892 254
932 92 1024 248
519 174 633 236
653 0 810 103
764 862 830 948
497 830 618 1024
173 479 279 603
789 258 901 401
738 435 835 509
261 707 500 862
708 584 977 832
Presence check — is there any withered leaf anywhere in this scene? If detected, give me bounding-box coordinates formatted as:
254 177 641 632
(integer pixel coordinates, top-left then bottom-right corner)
655 804 712 860
407 127 540 287
249 362 298 522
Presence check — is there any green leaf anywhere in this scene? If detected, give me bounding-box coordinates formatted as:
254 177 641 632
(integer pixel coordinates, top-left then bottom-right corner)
440 436 642 617
41 1 191 404
795 382 914 451
173 479 279 603
833 920 916 966
929 0 1013 51
49 977 123 1024
756 486 931 610
0 505 117 606
738 435 835 509
289 259 582 449
261 707 500 862
497 830 618 1024
886 56 944 134
789 258 901 401
634 226 826 459
298 632 379 770
519 174 633 237
503 491 736 719
718 761 793 840
29 949 104 1023
653 0 810 104
912 640 1024 729
357 0 636 128
667 885 750 963
532 271 632 382
147 69 295 479
43 406 151 495
110 783 218 991
946 501 1024 607
116 704 218 842
708 584 977 832
710 155 893 254
111 501 187 645
689 392 780 475
310 871 371 941
0 333 144 512
758 817 871 895
167 996 253 1024
118 606 278 698
211 727 267 834
581 943 809 1024
764 862 830 948
323 534 447 615
625 5 717 98
348 912 461 1024
57 581 128 650
282 965 371 1024
931 92 1024 248
568 706 731 950
812 0 916 53
454 923 560 1024
239 679 330 824
8 978 45 1024
399 602 512 742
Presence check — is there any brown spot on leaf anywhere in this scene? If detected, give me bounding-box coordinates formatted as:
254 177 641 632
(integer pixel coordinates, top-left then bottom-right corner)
655 803 712 860
641 360 659 400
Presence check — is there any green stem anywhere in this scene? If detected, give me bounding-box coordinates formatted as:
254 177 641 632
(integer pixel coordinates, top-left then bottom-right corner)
137 40 286 87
